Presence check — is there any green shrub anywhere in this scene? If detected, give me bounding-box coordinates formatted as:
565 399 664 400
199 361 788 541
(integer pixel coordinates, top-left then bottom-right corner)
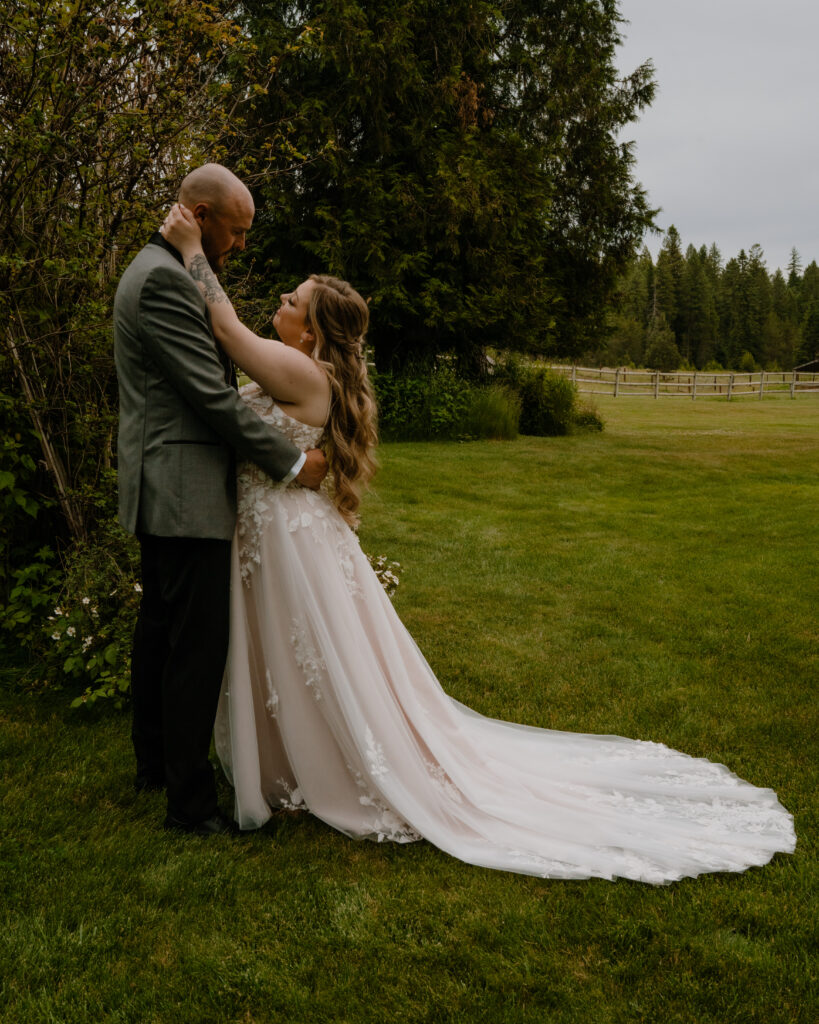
0 393 55 605
494 358 577 436
572 401 605 432
492 355 603 435
373 366 525 442
460 385 520 440
1 525 141 708
644 333 682 372
373 365 473 440
0 547 60 658
738 350 760 373
519 367 576 436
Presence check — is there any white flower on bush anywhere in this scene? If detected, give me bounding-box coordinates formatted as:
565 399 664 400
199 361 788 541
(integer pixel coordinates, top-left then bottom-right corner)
133 583 142 593
82 636 94 652
51 632 61 641
81 596 90 605
66 625 76 638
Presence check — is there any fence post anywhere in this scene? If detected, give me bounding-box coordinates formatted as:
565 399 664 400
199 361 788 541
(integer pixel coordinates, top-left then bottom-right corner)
653 371 659 398
614 367 620 398
727 373 734 401
571 365 577 385
692 372 697 400
758 372 765 399
790 370 796 399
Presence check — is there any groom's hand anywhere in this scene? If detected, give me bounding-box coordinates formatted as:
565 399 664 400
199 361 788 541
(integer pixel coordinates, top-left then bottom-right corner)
296 448 329 490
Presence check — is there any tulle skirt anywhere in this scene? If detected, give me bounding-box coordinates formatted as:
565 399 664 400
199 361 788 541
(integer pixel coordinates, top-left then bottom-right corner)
214 481 795 884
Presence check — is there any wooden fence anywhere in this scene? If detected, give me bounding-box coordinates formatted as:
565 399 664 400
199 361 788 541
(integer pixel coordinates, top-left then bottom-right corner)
547 366 819 399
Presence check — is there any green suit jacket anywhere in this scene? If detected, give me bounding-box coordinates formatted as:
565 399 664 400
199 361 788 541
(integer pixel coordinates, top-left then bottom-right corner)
114 235 301 539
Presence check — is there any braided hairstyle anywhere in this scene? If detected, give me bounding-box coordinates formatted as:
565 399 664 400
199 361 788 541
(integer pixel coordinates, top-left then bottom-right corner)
307 274 378 528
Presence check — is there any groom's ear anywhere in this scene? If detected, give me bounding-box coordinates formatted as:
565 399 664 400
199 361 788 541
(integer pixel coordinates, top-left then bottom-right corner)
190 202 209 225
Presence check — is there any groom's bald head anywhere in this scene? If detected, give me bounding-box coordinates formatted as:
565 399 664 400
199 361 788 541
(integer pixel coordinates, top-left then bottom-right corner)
179 164 252 212
178 164 255 272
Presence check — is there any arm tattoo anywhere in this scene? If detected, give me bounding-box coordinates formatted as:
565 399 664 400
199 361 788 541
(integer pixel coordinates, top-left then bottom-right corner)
189 253 230 304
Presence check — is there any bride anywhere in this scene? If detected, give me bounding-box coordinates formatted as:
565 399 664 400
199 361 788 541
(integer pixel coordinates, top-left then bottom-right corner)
161 205 795 884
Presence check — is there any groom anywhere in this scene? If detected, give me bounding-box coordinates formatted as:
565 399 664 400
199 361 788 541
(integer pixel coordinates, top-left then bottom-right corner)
114 164 327 836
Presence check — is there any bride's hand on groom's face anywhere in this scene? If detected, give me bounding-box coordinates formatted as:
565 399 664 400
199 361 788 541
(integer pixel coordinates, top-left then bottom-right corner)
160 203 202 257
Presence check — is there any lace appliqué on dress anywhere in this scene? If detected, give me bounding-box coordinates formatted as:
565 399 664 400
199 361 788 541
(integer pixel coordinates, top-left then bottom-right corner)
236 384 329 585
276 778 305 811
290 618 325 701
349 765 421 844
425 760 463 804
365 726 389 778
264 668 279 718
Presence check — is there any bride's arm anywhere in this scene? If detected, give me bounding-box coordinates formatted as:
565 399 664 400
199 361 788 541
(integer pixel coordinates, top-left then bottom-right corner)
161 205 325 406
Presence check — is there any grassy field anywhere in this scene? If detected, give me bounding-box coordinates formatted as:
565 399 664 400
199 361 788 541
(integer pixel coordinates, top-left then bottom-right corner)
1 395 817 1023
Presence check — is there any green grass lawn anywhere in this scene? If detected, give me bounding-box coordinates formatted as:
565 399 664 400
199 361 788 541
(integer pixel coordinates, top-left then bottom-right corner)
2 395 817 1023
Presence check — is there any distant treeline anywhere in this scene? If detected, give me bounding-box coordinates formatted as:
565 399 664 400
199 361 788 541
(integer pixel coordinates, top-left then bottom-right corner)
592 227 817 372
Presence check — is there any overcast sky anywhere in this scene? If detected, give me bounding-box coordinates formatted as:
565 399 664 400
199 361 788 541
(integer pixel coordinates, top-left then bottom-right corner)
615 0 818 274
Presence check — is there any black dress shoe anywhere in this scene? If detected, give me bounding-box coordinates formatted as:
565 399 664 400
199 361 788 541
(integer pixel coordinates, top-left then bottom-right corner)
163 811 238 837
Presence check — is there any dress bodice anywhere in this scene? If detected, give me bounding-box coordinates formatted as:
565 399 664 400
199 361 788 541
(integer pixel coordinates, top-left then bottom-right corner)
239 381 325 451
236 381 350 588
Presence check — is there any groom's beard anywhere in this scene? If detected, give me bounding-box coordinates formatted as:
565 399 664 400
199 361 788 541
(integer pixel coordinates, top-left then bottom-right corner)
201 236 235 274
207 252 230 275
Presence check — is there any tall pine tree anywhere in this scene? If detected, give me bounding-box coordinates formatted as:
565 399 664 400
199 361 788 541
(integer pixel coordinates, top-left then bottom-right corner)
230 0 656 369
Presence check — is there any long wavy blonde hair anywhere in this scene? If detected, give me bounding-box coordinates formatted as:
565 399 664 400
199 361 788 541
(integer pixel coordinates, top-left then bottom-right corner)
307 274 378 528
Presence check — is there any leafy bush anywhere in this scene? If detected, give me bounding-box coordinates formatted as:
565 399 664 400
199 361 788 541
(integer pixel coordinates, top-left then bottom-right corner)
0 392 55 604
518 368 577 436
461 385 520 440
494 357 580 436
738 350 760 373
1 526 140 708
572 401 605 432
374 366 525 441
372 365 473 440
0 547 61 658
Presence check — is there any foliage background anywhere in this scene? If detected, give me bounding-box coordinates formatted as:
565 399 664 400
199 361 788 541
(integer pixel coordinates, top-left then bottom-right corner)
596 229 819 372
0 0 655 676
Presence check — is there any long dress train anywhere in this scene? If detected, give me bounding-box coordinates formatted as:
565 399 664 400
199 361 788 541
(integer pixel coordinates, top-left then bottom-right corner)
214 384 796 884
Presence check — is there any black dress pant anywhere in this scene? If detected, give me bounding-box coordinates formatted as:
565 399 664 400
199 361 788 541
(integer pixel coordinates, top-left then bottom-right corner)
131 533 232 822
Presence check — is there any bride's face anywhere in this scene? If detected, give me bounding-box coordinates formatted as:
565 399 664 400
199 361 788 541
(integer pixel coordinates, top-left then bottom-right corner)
274 279 316 351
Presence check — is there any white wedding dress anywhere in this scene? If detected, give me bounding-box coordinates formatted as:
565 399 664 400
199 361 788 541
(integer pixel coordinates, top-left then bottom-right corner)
214 383 796 884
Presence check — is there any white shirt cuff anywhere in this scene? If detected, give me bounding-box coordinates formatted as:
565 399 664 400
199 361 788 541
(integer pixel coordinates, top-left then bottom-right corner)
281 451 306 484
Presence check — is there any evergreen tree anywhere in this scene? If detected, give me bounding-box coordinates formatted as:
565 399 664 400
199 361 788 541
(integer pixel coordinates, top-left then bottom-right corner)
800 261 819 308
644 313 680 371
771 269 789 319
679 246 718 367
705 243 723 281
598 234 813 370
654 226 685 345
787 247 802 289
746 244 772 361
601 246 653 366
232 0 657 369
800 300 819 363
761 312 800 370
